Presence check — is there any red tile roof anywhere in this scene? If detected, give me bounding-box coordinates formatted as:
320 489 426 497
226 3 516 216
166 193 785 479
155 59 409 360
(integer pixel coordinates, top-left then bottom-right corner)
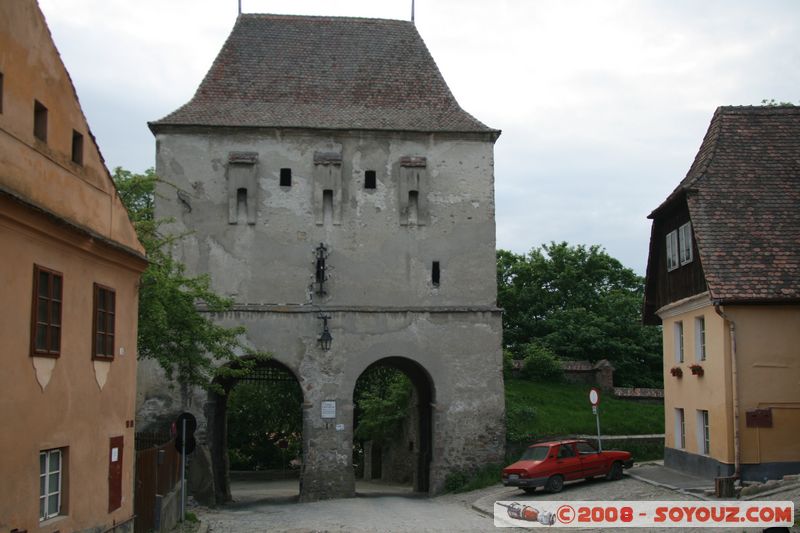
150 14 496 135
652 106 800 303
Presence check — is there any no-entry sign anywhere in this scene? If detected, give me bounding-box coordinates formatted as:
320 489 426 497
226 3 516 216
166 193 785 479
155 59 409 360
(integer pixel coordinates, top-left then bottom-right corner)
589 387 600 406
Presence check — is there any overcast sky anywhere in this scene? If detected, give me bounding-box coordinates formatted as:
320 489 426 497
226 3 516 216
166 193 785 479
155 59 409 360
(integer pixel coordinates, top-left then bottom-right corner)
38 0 800 274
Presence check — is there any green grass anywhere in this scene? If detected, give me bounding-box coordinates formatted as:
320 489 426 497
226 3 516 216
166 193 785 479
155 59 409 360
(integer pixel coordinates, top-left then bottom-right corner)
506 379 664 442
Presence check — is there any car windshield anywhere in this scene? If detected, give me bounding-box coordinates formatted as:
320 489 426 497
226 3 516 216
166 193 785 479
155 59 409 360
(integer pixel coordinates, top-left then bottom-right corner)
520 446 549 461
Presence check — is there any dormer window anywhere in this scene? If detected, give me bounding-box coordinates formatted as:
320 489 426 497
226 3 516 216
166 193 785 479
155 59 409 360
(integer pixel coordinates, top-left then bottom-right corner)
666 222 693 271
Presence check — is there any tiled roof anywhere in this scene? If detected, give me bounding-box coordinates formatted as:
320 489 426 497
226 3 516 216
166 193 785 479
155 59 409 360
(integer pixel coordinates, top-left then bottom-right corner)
150 14 496 134
655 106 800 303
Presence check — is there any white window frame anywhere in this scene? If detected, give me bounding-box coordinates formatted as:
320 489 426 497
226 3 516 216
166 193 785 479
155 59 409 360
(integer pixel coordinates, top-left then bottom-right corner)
674 321 684 363
696 410 710 455
695 316 706 362
674 408 685 449
678 222 693 265
666 230 679 271
40 449 62 521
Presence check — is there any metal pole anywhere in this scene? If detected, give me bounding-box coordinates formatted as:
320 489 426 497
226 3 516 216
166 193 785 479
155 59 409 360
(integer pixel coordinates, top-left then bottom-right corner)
180 418 186 522
595 407 602 452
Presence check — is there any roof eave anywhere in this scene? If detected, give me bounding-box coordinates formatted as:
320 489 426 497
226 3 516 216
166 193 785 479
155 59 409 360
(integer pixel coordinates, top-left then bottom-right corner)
148 121 501 141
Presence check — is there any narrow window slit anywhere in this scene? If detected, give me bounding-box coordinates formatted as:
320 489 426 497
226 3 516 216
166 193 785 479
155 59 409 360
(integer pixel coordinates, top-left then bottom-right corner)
280 168 292 187
364 170 376 189
34 100 48 142
236 188 248 224
408 190 419 225
323 189 333 226
71 130 83 165
432 261 440 286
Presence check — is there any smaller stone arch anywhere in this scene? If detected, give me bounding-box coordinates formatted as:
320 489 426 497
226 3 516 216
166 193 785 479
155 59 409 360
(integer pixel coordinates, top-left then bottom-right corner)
206 356 305 504
351 356 435 493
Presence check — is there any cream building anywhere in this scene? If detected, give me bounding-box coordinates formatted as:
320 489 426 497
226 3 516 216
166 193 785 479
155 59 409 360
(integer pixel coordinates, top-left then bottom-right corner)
643 106 800 481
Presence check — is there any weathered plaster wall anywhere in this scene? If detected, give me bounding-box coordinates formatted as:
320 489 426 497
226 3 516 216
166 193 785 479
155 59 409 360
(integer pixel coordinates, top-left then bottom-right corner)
0 1 143 255
153 129 497 307
0 2 145 530
140 127 505 500
0 197 142 532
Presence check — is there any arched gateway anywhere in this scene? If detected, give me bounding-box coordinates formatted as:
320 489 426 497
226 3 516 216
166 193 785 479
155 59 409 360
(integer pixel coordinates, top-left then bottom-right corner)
138 13 506 502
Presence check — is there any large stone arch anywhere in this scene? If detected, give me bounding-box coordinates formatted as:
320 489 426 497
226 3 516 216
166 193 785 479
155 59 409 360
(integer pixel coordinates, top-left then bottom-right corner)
205 356 305 505
347 354 437 493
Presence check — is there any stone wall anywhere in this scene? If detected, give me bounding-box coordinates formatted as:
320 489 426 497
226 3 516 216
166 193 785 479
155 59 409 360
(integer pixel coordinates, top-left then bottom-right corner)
137 127 506 501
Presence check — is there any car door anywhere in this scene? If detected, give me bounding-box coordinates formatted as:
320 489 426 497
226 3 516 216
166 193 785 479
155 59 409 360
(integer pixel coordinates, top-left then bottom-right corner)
554 443 583 480
576 440 604 477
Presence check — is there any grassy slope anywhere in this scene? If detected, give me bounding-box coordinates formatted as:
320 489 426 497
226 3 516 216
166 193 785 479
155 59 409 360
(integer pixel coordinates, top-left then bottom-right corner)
506 379 664 441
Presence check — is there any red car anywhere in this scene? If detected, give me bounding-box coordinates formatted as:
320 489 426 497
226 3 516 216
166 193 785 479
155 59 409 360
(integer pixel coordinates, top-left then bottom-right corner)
502 439 633 493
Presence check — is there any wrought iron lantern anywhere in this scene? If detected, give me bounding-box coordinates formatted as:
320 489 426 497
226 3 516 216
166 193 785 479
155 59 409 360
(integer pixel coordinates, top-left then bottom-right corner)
317 313 333 351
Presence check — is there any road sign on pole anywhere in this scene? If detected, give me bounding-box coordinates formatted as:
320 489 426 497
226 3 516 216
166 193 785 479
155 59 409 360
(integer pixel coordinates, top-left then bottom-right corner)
589 388 602 452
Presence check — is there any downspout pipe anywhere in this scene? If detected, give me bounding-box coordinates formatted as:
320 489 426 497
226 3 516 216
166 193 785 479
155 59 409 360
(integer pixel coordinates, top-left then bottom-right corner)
714 302 741 483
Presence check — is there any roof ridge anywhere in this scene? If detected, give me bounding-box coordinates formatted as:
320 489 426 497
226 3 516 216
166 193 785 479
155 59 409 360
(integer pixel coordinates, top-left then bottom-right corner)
239 12 412 24
717 104 800 114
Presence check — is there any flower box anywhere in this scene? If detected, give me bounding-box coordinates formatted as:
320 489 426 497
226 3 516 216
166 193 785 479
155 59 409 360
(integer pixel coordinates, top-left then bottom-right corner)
689 364 704 376
670 367 683 378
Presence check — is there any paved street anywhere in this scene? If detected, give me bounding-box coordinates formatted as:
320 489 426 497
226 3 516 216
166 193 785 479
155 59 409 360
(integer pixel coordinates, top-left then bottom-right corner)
194 473 799 533
197 479 493 532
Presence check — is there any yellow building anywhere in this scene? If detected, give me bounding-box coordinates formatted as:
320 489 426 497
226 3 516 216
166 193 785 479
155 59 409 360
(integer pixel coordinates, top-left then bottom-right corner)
0 2 147 531
643 106 800 481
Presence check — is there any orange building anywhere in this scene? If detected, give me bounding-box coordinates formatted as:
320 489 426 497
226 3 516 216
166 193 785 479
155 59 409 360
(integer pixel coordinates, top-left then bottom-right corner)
0 2 147 531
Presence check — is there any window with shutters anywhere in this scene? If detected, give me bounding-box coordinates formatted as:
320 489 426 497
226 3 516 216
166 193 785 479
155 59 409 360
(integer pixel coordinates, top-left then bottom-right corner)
678 222 693 265
666 230 679 271
92 284 116 360
30 265 63 357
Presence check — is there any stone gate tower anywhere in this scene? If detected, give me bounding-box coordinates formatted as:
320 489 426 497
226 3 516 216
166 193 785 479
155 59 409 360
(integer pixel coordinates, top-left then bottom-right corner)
143 13 505 502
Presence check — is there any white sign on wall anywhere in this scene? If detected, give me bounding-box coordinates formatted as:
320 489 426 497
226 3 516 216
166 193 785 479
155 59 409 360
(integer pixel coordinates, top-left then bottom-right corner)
321 400 336 419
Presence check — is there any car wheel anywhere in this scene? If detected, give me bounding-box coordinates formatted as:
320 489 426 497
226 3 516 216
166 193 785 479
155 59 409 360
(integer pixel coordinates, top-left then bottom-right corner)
522 487 537 494
545 475 564 493
606 461 623 481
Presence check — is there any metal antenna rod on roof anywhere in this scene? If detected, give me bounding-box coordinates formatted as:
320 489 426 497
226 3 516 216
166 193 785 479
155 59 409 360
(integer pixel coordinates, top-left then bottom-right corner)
238 0 242 15
411 0 415 23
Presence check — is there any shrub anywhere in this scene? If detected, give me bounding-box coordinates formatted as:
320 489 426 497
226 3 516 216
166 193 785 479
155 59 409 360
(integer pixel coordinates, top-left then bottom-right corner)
444 463 504 493
519 342 563 382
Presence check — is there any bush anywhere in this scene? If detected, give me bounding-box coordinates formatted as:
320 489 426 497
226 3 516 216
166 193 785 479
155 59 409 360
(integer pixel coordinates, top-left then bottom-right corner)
518 342 563 382
502 349 518 378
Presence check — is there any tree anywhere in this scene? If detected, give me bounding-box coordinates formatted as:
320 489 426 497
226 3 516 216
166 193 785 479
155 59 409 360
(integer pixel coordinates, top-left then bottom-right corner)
498 242 662 387
226 380 303 470
113 167 265 391
353 366 412 443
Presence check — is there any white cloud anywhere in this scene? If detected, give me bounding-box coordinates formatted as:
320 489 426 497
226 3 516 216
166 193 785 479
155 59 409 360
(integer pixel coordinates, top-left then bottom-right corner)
36 0 800 273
